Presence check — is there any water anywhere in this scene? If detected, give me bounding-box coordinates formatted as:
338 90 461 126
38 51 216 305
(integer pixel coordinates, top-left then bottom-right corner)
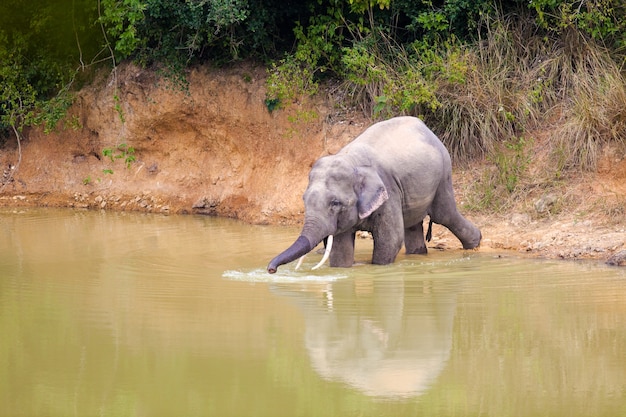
0 208 624 417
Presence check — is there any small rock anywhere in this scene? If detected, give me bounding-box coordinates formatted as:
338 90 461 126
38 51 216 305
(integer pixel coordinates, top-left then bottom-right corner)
147 163 158 174
510 213 531 227
356 231 372 239
193 197 218 209
193 198 209 209
606 250 626 266
534 194 557 214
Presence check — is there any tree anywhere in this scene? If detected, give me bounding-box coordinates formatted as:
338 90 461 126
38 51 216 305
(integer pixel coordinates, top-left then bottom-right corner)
0 0 101 137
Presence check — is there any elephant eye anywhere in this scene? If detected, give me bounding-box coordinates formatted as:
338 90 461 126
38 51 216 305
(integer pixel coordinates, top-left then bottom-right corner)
330 199 342 208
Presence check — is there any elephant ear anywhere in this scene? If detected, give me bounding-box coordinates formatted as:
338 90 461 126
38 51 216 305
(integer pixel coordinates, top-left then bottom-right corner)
355 166 389 219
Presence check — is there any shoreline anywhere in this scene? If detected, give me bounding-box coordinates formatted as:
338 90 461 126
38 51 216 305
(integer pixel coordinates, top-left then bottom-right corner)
1 192 624 266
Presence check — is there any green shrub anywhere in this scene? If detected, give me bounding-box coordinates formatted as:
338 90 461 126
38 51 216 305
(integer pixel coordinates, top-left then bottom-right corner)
265 56 319 108
530 0 626 49
3 0 626 186
339 36 440 119
0 0 100 136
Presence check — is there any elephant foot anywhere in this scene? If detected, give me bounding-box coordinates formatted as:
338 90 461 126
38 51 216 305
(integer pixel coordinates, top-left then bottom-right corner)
329 261 354 268
406 246 428 255
461 230 482 249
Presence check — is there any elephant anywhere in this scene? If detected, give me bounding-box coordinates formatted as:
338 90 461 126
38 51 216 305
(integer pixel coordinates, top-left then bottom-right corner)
270 276 458 398
267 116 481 274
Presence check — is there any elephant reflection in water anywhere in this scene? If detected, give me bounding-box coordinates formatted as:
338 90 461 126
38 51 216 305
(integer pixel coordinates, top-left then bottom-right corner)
273 277 457 398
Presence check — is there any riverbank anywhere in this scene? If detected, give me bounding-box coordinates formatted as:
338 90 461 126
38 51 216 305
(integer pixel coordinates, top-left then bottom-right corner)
1 64 624 265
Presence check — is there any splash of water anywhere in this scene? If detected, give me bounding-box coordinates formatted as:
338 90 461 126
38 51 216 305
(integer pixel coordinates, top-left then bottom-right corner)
222 268 348 283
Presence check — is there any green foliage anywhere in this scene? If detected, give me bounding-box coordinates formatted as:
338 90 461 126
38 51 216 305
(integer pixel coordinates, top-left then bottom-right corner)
0 33 37 135
113 93 126 124
414 16 551 161
549 42 626 171
98 0 304 68
340 41 441 119
264 0 349 107
492 137 532 194
282 109 320 138
32 92 76 134
3 0 626 184
263 98 280 113
0 1 101 136
265 55 319 107
347 0 390 13
529 0 626 48
99 0 147 61
102 143 136 171
415 10 449 35
465 136 532 212
263 0 498 129
395 0 494 42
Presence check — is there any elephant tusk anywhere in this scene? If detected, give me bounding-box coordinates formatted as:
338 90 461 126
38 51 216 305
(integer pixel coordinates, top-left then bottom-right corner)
295 254 306 270
312 235 333 270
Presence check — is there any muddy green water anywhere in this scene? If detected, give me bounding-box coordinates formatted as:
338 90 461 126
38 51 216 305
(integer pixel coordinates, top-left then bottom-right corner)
0 208 625 417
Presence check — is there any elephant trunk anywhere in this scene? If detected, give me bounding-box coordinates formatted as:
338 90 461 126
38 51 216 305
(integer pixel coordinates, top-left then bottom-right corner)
267 235 313 274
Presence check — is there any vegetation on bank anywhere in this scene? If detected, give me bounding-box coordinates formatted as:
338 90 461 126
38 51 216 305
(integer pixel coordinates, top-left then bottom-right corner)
1 0 626 210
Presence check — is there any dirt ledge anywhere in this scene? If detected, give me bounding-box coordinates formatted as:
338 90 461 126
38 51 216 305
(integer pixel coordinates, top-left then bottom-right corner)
1 63 624 265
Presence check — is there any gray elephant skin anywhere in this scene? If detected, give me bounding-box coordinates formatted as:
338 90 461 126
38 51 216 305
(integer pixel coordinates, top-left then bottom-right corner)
267 116 481 273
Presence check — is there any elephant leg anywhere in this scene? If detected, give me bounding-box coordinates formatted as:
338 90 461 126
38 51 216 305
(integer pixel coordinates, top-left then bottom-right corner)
405 221 428 254
430 179 482 249
372 229 403 264
329 232 355 267
371 209 405 265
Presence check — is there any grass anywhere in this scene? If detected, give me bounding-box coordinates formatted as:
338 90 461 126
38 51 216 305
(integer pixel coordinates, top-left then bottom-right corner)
263 9 626 213
442 20 626 174
327 13 626 212
551 42 626 170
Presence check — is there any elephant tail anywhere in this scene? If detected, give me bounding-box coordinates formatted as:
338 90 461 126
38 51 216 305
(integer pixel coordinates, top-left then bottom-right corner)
426 219 433 242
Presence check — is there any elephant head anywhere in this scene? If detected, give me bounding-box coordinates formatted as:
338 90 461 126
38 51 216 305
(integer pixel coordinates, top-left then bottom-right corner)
267 157 388 274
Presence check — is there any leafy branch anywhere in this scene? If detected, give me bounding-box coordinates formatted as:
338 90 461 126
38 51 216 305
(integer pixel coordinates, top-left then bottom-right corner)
102 143 136 174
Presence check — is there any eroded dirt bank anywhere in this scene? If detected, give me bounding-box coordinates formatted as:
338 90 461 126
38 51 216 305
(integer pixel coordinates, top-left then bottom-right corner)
1 64 624 264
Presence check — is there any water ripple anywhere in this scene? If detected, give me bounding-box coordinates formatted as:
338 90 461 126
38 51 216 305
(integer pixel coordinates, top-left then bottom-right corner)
222 268 349 283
